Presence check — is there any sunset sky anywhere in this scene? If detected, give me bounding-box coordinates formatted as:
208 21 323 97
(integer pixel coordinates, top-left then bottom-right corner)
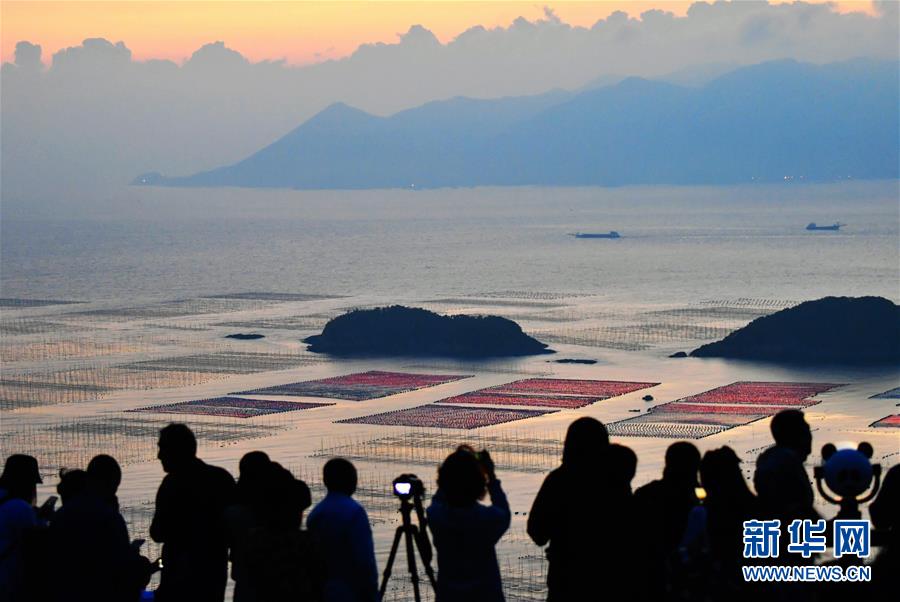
1 1 880 66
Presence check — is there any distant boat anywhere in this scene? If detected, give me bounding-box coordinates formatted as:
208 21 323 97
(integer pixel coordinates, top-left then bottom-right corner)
571 231 621 239
806 222 843 231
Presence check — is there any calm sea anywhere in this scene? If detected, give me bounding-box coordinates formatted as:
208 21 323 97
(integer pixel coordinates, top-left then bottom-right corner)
2 181 898 306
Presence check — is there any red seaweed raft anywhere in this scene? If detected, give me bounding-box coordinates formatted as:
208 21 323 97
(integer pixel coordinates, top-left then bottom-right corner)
337 404 557 429
607 381 844 439
870 415 900 429
340 377 658 428
129 396 334 418
438 378 658 409
234 370 471 401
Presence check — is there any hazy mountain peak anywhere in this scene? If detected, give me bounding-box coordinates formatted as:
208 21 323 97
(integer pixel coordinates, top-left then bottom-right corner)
131 58 898 190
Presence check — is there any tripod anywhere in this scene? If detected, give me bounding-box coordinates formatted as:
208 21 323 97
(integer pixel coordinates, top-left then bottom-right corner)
379 493 437 602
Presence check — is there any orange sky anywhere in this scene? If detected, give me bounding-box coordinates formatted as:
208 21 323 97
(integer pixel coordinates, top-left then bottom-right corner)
1 1 879 66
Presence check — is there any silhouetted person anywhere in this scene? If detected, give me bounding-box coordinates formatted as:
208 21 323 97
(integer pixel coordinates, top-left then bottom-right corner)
634 441 700 599
49 454 151 602
307 458 377 602
754 409 818 566
527 417 611 601
226 451 273 602
0 454 44 602
56 469 88 505
868 464 899 601
680 446 759 600
604 443 642 594
244 463 323 602
427 446 510 602
754 410 816 522
150 424 235 602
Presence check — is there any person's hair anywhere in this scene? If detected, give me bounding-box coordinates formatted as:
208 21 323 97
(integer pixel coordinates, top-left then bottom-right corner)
236 451 272 505
239 451 270 477
562 417 609 468
322 458 357 496
57 469 88 504
86 454 122 494
264 464 310 529
770 410 808 447
293 478 312 512
663 441 701 483
437 447 486 507
700 446 750 498
608 443 638 486
0 454 41 500
158 423 197 457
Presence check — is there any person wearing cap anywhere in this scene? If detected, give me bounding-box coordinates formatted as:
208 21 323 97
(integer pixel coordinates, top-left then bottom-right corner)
0 454 43 600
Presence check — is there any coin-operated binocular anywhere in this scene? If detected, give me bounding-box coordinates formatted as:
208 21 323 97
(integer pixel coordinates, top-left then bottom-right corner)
813 442 882 520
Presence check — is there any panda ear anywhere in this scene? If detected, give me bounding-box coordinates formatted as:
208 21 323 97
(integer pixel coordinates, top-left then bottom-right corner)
821 443 837 461
857 442 874 459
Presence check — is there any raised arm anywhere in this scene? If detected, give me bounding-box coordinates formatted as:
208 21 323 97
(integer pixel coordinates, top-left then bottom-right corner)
485 479 512 544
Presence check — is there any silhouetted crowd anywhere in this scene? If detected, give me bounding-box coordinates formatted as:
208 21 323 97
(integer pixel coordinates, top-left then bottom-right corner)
1 409 897 602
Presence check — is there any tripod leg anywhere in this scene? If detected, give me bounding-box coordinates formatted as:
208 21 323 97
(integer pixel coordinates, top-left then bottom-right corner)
411 525 438 589
379 526 405 601
403 521 422 602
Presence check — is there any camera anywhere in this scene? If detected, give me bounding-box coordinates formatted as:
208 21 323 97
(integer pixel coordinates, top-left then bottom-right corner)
392 474 425 500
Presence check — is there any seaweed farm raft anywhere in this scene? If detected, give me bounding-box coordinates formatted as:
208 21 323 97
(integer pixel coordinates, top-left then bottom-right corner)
235 370 471 400
607 381 844 439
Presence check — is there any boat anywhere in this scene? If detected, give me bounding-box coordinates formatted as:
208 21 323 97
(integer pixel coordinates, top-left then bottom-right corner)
571 231 621 239
806 222 843 231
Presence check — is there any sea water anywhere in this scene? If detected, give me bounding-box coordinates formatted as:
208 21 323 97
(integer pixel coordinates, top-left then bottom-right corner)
2 180 898 601
3 181 898 305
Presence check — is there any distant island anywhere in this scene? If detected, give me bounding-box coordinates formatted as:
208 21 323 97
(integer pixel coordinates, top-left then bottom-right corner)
304 305 552 358
134 59 898 189
690 296 900 365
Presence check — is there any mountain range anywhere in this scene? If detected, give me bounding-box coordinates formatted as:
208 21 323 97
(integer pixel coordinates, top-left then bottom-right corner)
136 59 899 189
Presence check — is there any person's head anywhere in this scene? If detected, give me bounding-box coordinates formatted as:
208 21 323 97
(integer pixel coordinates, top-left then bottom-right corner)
265 464 311 529
236 451 272 505
0 454 42 503
437 447 487 507
289 478 312 527
663 441 701 486
57 469 88 505
157 423 197 473
770 410 812 460
700 446 748 498
86 454 121 498
562 417 609 469
239 451 270 479
607 443 638 491
322 458 357 496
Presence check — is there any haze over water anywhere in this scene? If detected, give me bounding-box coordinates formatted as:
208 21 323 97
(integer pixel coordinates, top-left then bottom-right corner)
3 181 898 306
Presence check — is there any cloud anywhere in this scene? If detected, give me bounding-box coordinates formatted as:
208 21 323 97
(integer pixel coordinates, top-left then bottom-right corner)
14 41 41 70
1 1 897 204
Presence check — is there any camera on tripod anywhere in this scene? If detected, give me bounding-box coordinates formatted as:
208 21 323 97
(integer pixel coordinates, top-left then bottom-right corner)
392 474 425 500
381 473 436 602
